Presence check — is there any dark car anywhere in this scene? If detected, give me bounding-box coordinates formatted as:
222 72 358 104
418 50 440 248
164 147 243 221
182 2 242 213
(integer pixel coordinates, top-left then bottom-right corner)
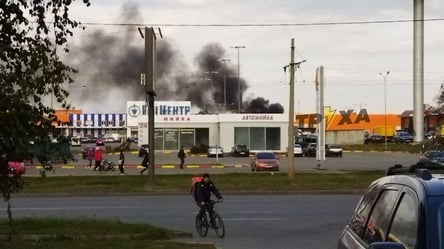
303 143 317 157
338 164 444 249
250 152 279 172
393 131 414 144
325 144 343 157
416 150 444 169
138 144 149 157
365 134 384 144
82 146 95 159
231 144 250 157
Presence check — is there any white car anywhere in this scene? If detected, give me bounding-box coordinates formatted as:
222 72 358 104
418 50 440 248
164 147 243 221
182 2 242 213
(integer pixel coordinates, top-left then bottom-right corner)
207 145 224 157
287 143 303 157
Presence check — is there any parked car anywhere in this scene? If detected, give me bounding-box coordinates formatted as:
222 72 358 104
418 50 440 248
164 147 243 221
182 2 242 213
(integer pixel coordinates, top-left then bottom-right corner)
95 137 105 146
325 144 343 157
364 134 384 144
286 143 303 157
250 152 279 171
416 150 444 169
80 137 90 144
105 137 115 143
393 131 414 144
138 144 149 157
303 143 317 157
207 145 224 157
82 146 95 159
231 144 250 157
337 164 444 249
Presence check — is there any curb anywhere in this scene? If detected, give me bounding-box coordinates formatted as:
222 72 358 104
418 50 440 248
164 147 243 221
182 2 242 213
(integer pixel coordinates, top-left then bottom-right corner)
28 164 248 170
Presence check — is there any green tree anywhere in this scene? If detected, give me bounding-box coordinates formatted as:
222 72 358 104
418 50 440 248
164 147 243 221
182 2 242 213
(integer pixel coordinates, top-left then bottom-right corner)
0 0 90 230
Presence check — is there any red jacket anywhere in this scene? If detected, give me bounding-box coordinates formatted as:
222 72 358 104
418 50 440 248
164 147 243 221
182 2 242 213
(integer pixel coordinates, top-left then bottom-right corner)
94 148 103 161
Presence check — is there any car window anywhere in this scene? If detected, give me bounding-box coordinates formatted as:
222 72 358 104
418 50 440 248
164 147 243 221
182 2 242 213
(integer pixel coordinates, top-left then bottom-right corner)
387 190 418 249
363 189 399 244
257 153 275 159
349 186 379 237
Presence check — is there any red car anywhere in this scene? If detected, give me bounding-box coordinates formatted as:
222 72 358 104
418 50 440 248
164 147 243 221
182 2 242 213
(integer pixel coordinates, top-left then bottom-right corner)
250 152 279 172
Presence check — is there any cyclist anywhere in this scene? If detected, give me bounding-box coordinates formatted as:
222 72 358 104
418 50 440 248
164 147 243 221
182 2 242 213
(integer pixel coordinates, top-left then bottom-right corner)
194 173 223 224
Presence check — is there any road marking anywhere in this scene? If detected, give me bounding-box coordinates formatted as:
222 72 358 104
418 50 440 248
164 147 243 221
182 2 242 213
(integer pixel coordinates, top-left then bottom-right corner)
224 218 286 221
0 206 142 211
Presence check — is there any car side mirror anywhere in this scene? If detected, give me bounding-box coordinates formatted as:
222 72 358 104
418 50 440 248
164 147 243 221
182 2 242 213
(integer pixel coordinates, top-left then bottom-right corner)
368 242 406 249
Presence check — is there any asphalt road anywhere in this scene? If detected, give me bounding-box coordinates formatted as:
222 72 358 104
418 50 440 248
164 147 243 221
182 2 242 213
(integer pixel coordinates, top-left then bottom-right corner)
25 149 420 176
1 195 361 249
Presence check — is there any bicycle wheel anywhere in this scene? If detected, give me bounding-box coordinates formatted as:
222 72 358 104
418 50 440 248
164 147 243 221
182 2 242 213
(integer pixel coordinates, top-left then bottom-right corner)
212 212 225 238
195 213 209 237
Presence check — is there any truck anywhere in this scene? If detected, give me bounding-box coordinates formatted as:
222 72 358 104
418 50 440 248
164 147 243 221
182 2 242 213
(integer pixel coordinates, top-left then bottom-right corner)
373 126 395 142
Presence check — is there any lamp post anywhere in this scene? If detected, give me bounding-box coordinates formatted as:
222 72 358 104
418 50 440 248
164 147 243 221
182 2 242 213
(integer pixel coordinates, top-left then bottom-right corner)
205 71 219 105
218 58 231 109
231 46 245 113
379 71 390 150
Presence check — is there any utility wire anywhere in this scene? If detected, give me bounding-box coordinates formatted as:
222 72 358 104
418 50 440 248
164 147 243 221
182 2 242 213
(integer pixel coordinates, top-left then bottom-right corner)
79 18 444 27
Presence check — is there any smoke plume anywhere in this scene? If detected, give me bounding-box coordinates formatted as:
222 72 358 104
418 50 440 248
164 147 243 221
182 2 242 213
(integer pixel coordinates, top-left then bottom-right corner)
67 2 284 114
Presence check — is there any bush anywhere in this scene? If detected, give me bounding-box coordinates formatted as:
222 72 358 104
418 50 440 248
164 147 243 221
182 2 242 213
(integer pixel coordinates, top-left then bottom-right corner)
190 144 209 154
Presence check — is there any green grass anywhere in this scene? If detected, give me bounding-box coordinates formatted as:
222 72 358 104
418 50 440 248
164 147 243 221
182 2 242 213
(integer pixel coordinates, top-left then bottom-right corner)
0 218 213 249
18 171 385 195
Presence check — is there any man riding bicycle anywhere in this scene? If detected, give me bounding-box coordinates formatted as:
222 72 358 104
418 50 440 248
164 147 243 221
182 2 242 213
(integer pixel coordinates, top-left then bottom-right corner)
194 173 223 223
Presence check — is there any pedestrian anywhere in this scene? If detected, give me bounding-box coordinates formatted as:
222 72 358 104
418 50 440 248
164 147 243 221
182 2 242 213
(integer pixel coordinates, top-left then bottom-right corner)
140 152 149 174
177 146 186 169
87 147 94 168
93 146 103 171
118 148 125 175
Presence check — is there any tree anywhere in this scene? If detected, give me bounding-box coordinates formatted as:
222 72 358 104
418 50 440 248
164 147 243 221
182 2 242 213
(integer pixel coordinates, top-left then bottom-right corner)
0 0 90 228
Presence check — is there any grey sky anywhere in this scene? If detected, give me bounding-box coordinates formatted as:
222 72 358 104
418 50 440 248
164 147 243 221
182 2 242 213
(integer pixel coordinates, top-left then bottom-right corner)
66 0 444 114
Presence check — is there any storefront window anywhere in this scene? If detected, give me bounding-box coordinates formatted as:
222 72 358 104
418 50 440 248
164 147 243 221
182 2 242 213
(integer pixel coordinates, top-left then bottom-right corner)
180 128 195 149
234 127 249 146
250 127 265 150
266 127 280 150
164 128 179 150
154 128 163 150
195 128 209 147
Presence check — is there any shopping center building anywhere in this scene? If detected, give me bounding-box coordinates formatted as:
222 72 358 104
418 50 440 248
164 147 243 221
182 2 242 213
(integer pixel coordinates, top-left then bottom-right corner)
56 100 421 153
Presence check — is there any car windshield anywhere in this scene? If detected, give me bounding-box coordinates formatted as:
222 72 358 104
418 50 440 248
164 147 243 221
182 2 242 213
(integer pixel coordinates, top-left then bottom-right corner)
429 151 444 158
256 153 276 159
329 145 341 149
237 145 247 150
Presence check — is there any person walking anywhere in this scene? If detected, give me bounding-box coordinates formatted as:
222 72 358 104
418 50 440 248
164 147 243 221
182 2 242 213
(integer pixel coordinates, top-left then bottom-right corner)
87 147 94 168
93 146 103 171
140 152 149 174
177 146 186 169
118 148 125 175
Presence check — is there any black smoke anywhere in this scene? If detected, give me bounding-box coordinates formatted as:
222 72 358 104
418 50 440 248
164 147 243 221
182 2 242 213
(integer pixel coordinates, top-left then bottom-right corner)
68 2 284 114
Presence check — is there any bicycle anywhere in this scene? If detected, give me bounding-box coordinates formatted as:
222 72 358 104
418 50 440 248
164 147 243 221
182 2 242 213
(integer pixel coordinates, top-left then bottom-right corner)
195 200 225 238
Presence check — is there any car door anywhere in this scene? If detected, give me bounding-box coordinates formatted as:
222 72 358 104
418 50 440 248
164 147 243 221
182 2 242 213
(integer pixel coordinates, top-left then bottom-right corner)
338 184 401 249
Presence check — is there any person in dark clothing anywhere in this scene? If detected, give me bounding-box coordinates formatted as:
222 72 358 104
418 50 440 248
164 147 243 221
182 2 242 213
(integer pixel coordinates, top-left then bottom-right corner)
118 148 125 175
177 146 186 169
195 173 223 223
140 152 149 174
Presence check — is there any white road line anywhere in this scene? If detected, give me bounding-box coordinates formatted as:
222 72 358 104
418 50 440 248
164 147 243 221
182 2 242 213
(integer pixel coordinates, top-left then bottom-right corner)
224 218 286 221
0 206 141 211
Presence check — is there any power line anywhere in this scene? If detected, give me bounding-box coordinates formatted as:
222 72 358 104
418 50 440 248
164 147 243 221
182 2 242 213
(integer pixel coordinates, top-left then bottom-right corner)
79 18 444 28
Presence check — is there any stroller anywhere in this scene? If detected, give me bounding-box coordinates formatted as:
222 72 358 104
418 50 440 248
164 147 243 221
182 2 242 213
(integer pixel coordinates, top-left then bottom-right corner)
101 159 116 171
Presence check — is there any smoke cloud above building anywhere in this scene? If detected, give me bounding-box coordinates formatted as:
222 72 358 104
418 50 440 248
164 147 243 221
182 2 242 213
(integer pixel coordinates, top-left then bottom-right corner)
67 2 284 114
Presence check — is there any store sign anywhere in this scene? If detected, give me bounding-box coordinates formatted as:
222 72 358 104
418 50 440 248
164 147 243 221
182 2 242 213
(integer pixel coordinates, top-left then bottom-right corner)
127 101 192 126
242 114 274 121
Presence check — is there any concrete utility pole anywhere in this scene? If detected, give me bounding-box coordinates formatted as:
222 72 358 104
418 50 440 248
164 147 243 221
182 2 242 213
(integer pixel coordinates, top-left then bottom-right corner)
142 27 160 183
287 39 296 178
413 0 424 142
379 71 390 151
315 66 325 170
231 46 245 113
218 58 231 109
284 39 306 178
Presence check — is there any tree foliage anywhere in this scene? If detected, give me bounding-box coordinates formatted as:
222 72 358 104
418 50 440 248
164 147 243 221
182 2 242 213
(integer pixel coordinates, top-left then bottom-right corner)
0 0 90 160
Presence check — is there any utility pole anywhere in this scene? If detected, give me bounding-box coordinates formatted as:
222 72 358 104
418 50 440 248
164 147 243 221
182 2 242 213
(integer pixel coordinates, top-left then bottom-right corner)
140 27 161 183
231 46 245 113
284 39 306 179
316 66 325 170
218 58 231 109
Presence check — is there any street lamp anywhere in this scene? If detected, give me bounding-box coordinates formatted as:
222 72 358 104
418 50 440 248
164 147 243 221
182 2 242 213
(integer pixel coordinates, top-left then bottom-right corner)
231 46 245 113
218 58 231 109
379 71 390 150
